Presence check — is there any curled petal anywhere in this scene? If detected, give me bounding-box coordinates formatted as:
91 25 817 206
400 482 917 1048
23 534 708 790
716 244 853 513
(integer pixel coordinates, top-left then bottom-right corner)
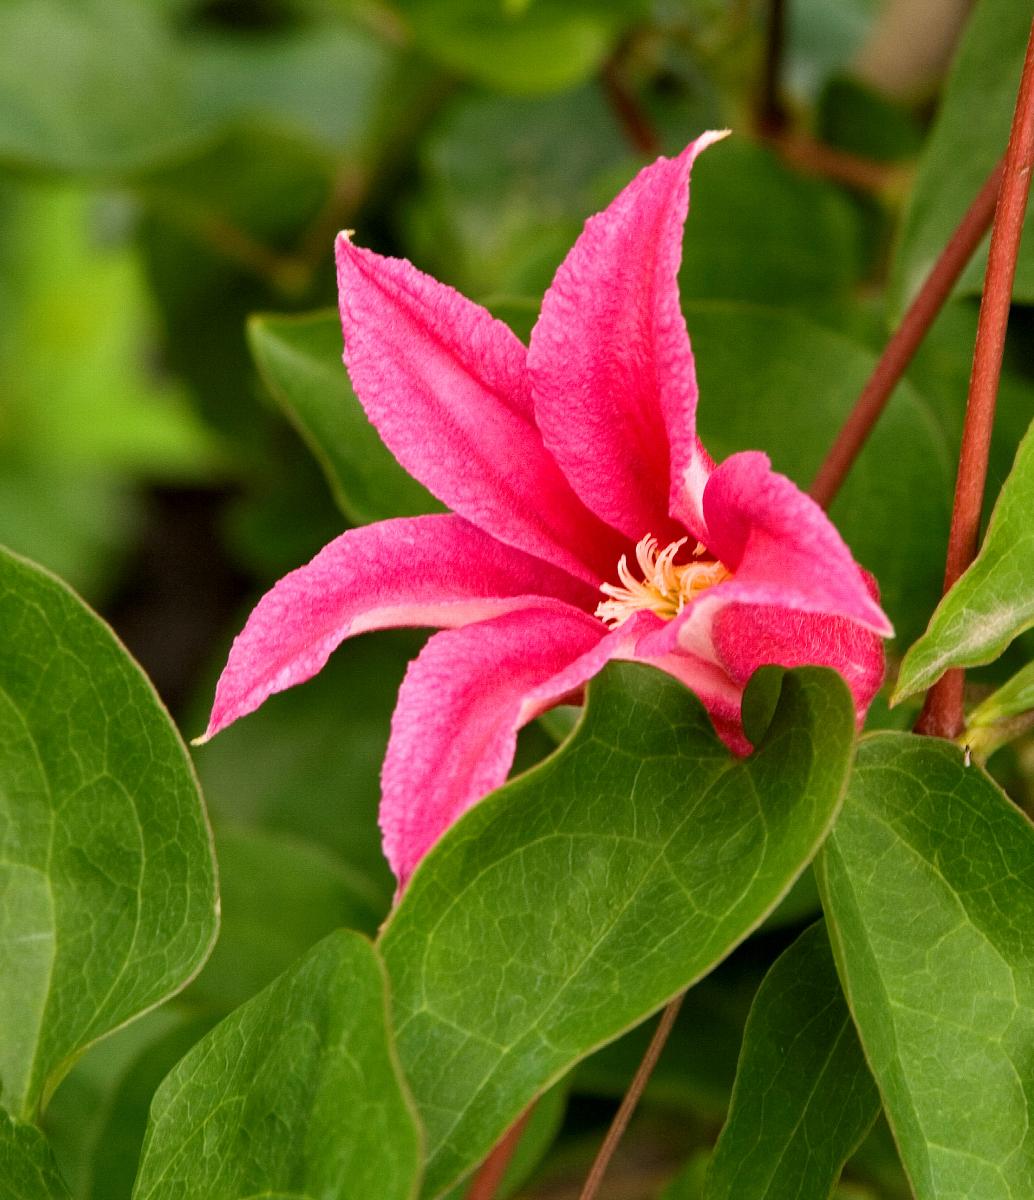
203 515 597 741
711 601 885 726
702 451 892 635
529 132 726 542
336 236 623 583
381 607 606 889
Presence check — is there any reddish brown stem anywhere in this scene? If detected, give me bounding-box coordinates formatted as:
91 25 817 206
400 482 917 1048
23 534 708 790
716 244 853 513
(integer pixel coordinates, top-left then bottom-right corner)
601 52 662 157
465 1107 534 1200
578 994 685 1200
809 160 1003 510
758 0 789 136
917 15 1034 739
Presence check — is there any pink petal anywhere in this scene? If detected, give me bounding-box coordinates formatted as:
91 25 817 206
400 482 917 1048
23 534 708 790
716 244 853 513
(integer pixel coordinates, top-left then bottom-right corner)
634 452 890 728
381 607 606 889
203 515 597 740
528 132 727 542
336 236 624 584
702 451 892 636
711 601 885 726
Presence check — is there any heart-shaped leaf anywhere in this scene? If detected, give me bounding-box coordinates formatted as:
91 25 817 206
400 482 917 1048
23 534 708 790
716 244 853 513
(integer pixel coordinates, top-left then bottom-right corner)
380 662 856 1197
818 732 1034 1199
894 417 1034 701
132 931 422 1200
704 921 880 1200
0 547 217 1120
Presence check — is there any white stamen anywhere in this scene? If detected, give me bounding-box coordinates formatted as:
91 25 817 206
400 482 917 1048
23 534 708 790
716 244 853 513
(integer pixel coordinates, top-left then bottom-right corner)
595 534 731 628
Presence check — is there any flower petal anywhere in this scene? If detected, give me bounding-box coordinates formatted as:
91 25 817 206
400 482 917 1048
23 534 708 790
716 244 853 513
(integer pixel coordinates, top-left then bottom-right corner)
528 132 726 542
702 451 893 635
336 236 623 584
380 606 606 889
203 515 597 740
710 601 885 725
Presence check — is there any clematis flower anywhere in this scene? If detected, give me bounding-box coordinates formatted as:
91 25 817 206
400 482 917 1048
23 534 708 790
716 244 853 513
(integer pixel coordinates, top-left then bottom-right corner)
202 132 892 891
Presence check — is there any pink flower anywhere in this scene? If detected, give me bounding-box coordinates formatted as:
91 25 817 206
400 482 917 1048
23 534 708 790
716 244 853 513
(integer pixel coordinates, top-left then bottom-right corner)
202 132 892 891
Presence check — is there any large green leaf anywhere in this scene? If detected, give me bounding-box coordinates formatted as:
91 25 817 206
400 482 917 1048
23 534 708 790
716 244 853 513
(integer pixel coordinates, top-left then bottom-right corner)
890 0 1034 314
0 0 206 175
380 661 857 1197
132 931 422 1200
817 732 1034 1199
404 83 631 299
0 1112 70 1199
0 0 400 177
0 547 218 1120
184 824 383 1014
574 959 762 1120
396 0 643 94
679 140 868 308
689 304 951 648
247 312 440 525
704 921 880 1200
894 418 1034 701
44 1007 211 1200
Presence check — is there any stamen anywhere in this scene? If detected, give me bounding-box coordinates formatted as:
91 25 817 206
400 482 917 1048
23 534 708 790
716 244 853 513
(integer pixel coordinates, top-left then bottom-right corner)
595 533 731 629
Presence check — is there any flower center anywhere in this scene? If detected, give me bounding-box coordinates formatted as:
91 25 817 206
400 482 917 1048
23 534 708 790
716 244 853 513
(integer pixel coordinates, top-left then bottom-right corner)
595 534 732 629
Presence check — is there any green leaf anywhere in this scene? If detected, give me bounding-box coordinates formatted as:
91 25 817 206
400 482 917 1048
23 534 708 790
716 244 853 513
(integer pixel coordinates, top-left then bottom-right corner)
574 959 763 1119
817 732 1034 1200
397 0 643 94
679 140 869 307
704 921 880 1200
247 312 440 525
44 1007 212 1200
380 661 857 1196
132 931 422 1200
0 1111 70 1199
891 0 1034 314
0 547 218 1120
689 303 952 648
404 83 630 299
184 824 384 1014
970 660 1034 728
894 418 1034 701
0 0 207 175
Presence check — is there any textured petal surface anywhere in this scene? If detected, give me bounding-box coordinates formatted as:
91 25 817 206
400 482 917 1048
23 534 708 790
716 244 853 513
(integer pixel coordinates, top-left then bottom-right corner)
336 236 623 583
702 451 892 635
204 515 597 740
711 601 885 725
381 607 606 888
528 132 725 542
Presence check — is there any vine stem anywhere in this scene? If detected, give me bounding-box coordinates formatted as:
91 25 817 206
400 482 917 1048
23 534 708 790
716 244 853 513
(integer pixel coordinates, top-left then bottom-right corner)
758 0 789 136
577 994 686 1200
809 160 1003 510
916 13 1034 738
465 1107 534 1200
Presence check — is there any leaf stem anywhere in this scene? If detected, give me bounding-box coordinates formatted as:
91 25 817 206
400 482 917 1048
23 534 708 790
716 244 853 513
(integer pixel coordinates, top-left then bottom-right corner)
809 160 1003 510
578 994 685 1200
917 14 1034 738
465 1106 534 1200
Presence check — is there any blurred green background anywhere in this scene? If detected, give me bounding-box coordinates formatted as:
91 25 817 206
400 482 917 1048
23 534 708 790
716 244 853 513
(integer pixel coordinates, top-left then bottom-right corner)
5 0 1033 1196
